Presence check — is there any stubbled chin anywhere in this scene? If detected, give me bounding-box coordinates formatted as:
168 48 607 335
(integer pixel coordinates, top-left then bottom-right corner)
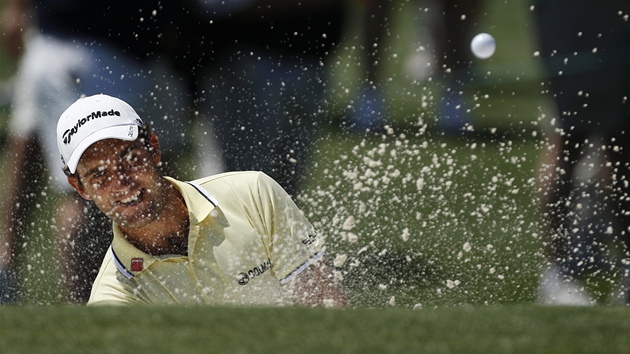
109 199 157 228
114 211 156 229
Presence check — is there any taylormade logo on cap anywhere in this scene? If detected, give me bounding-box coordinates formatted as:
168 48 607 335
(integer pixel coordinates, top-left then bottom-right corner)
62 109 122 145
57 94 144 174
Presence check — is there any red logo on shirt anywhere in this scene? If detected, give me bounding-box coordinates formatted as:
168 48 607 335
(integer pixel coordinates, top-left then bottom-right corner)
131 258 144 272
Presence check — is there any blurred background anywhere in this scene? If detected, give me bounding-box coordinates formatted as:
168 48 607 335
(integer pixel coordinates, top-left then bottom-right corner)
0 0 603 307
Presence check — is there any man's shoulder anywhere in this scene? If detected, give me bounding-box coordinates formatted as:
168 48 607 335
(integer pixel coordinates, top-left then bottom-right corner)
187 171 279 213
193 171 271 188
189 171 279 200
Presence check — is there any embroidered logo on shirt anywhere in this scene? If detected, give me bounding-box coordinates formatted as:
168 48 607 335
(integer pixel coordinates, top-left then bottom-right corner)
130 258 144 272
301 233 318 246
237 259 272 285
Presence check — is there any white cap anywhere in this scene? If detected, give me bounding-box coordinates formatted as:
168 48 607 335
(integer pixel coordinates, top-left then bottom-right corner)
57 94 144 174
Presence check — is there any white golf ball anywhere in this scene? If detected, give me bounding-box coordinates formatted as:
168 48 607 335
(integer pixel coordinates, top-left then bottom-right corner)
471 33 496 59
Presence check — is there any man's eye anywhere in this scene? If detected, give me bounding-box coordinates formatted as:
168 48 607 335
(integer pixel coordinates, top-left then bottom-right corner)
90 171 108 184
126 153 143 165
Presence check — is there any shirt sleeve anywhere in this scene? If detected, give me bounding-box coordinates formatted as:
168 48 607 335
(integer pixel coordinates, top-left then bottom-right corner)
253 172 324 284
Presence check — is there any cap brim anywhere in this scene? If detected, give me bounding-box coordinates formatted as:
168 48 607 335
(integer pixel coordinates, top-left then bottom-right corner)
66 124 139 174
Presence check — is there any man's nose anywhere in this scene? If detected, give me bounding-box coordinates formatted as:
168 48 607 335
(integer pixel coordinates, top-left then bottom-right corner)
112 167 133 188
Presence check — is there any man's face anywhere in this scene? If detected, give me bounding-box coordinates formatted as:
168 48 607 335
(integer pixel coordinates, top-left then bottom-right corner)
70 136 165 229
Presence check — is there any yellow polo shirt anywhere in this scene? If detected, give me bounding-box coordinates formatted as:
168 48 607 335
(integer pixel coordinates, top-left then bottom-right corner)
88 171 323 305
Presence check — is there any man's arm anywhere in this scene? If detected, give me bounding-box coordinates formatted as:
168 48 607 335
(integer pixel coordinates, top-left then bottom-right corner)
251 172 346 307
285 262 347 307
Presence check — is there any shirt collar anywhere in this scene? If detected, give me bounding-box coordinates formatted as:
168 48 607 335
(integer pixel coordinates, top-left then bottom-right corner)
166 176 220 224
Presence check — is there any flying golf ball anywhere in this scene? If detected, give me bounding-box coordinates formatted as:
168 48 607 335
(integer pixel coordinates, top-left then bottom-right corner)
471 33 496 59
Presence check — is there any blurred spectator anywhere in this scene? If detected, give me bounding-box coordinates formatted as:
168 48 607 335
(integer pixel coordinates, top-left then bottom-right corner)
346 0 390 133
534 0 630 305
0 0 190 303
431 0 482 133
351 0 483 134
182 0 347 196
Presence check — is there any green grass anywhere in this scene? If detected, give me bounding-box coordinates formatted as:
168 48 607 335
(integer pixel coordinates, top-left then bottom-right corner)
1 305 630 353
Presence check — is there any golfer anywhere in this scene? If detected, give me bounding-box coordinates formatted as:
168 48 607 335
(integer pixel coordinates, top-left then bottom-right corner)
56 94 345 306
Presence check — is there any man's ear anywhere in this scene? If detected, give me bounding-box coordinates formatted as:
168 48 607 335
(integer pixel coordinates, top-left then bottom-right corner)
149 133 161 165
67 176 92 201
